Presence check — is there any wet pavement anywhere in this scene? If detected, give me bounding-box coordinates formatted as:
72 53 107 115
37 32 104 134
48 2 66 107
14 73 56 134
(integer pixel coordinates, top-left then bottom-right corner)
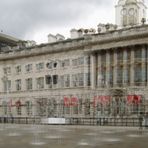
0 124 147 148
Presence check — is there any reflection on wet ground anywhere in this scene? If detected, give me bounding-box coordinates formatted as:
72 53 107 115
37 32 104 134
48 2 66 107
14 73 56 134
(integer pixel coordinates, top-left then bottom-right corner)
0 124 147 148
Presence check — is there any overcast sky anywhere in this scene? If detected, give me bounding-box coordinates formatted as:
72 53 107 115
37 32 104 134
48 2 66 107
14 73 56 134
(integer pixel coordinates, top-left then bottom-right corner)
0 0 148 44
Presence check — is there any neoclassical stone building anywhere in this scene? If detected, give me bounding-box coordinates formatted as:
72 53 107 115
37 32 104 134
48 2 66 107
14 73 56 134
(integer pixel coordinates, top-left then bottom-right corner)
0 0 148 118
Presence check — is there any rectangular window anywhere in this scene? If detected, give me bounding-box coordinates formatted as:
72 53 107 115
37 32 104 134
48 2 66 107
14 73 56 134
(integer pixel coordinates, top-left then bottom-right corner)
3 67 11 75
60 59 70 67
4 80 11 92
60 75 64 88
64 74 70 87
85 56 90 65
135 49 142 59
26 78 32 90
72 74 78 87
45 75 52 88
53 75 58 84
78 73 84 86
78 57 84 65
15 65 21 74
15 79 21 91
36 77 44 89
36 62 44 71
72 59 78 66
46 62 52 69
85 73 91 86
45 75 52 84
25 64 32 73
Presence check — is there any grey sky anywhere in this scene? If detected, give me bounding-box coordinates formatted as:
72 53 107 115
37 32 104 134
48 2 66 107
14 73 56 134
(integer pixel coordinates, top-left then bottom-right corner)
0 0 147 43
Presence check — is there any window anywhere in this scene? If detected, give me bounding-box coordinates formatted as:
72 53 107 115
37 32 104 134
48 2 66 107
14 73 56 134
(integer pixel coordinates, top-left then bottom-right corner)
45 75 52 84
26 78 32 90
72 59 78 66
25 64 32 73
25 101 32 115
36 62 44 71
134 65 142 85
60 75 64 88
61 59 70 67
36 77 44 89
117 67 123 84
85 56 90 65
53 75 58 84
135 49 141 60
16 100 21 115
3 67 11 75
78 73 84 86
53 62 57 68
46 62 52 69
72 74 78 87
4 80 11 92
72 73 84 87
78 57 84 65
2 101 7 115
15 65 21 74
45 75 52 88
85 73 91 86
65 74 70 87
72 57 84 66
15 79 21 91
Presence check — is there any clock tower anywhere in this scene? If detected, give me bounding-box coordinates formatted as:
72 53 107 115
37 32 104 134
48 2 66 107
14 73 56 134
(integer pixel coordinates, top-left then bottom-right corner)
115 0 147 27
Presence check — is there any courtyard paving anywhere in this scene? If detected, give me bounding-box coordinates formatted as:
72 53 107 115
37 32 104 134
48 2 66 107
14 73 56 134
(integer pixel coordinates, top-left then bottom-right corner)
0 124 147 148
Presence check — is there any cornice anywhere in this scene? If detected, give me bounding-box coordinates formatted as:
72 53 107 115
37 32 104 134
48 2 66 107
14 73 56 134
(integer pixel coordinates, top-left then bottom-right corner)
1 25 148 61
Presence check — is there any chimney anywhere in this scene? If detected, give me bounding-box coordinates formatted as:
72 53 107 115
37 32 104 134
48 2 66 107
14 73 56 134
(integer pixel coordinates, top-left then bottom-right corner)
56 34 65 41
70 29 80 39
48 34 57 43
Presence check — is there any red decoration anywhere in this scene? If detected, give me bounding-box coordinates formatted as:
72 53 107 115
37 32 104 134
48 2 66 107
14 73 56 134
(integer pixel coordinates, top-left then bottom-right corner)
15 100 21 107
64 97 78 107
93 96 111 106
127 95 141 104
64 97 70 106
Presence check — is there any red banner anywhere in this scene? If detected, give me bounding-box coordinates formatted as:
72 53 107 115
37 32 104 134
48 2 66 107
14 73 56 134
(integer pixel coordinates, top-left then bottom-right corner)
15 100 21 107
64 97 78 106
93 96 111 106
127 95 141 104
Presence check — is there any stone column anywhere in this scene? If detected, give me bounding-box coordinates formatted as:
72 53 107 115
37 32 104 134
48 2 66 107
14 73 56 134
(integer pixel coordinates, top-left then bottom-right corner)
90 53 97 89
130 48 134 86
113 50 117 86
106 51 110 87
141 47 146 86
123 49 127 86
97 54 102 87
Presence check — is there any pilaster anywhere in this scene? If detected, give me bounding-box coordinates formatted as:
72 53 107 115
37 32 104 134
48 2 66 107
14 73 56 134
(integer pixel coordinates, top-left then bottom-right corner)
141 47 146 85
113 50 117 86
130 49 134 86
106 51 110 87
90 53 97 89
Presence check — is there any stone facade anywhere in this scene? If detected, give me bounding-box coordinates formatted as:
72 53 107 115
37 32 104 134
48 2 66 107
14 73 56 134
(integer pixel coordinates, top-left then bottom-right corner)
0 0 148 118
0 25 148 118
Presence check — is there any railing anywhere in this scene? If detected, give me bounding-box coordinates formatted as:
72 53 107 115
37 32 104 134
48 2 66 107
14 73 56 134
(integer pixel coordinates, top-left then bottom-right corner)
0 116 41 124
66 117 142 127
0 116 146 127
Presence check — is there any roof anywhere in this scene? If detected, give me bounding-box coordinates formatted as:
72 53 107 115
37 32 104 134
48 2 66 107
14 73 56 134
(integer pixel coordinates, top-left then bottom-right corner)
0 33 20 46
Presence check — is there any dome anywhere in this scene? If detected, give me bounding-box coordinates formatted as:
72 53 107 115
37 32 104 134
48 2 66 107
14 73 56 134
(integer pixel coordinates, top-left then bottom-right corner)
125 0 137 4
